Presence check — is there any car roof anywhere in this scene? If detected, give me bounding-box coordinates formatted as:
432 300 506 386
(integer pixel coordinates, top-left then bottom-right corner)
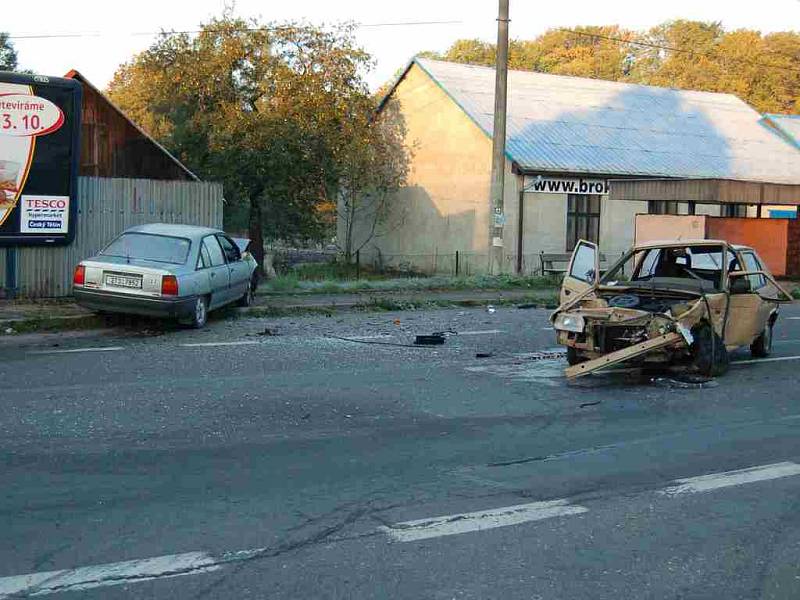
124 223 223 240
631 239 746 251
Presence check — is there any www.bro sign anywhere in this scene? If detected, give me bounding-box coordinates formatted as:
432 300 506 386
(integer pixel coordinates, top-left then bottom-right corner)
523 176 609 195
0 72 81 246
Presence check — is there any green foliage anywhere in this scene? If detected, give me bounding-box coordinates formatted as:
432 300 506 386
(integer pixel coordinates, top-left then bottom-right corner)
107 15 408 252
0 33 19 71
420 21 800 114
260 272 560 295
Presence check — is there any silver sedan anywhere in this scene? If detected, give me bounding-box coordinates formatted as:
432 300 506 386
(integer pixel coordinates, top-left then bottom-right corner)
73 223 258 327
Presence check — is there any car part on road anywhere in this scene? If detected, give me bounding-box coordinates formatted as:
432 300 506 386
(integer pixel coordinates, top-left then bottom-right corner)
415 333 446 346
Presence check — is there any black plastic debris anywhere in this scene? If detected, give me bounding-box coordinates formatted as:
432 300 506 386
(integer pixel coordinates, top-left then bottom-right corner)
475 352 494 358
415 333 446 346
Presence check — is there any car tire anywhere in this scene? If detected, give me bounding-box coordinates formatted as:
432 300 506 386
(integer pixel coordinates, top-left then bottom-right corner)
750 321 774 358
237 283 254 307
691 324 729 377
189 296 209 329
566 347 586 366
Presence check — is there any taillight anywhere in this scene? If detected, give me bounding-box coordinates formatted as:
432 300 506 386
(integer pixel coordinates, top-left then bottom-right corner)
73 265 85 286
161 275 179 296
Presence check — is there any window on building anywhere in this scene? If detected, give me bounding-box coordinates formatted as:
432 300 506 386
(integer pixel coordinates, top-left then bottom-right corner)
566 194 601 251
723 204 748 218
648 201 679 215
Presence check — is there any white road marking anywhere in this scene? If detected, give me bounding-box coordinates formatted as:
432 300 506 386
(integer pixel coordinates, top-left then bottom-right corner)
659 462 800 496
785 317 800 320
0 552 220 598
28 346 125 355
733 355 800 366
457 329 505 336
344 334 394 340
179 341 261 348
381 499 588 542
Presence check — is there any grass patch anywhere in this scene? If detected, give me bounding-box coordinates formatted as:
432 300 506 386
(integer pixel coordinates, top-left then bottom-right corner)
260 273 561 295
0 315 106 334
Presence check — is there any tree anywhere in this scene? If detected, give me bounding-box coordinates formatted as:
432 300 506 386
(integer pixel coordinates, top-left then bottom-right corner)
107 16 386 268
418 21 800 114
337 96 410 261
0 33 19 71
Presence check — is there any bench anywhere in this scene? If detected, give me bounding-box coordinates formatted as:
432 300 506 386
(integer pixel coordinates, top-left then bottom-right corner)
539 251 608 276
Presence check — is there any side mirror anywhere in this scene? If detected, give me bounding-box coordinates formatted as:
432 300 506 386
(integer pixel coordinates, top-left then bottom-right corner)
729 276 751 294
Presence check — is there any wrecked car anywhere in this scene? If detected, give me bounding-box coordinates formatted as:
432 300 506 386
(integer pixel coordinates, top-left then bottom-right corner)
551 239 793 379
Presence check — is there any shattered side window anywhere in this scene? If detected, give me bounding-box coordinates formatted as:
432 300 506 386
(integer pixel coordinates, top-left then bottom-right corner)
569 243 596 283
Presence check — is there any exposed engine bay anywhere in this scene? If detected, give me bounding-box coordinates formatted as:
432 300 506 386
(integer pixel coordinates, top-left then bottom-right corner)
601 291 692 315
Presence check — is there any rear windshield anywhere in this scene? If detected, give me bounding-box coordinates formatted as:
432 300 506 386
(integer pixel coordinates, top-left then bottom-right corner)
101 233 191 265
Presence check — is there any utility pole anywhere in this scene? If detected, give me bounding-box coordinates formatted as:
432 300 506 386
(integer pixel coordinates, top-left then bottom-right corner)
488 0 510 274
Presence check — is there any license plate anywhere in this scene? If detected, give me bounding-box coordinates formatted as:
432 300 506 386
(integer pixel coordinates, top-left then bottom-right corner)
105 274 142 289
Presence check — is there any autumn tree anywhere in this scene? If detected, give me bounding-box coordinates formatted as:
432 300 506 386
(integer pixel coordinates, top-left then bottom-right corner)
336 96 410 261
419 21 800 114
108 16 408 268
0 33 19 71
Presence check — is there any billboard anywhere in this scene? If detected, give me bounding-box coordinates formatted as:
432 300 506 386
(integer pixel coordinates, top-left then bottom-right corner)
0 72 81 246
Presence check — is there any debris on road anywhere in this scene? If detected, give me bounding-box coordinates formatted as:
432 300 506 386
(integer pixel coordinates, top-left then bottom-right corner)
414 333 446 346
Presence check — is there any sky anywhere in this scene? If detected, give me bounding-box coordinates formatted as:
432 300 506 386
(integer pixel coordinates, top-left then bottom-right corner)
5 0 800 91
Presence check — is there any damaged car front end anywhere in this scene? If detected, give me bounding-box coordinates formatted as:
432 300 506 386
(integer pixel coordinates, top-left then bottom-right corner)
552 240 792 379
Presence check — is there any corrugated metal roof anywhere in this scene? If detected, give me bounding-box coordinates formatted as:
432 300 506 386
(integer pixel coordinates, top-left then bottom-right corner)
413 58 800 185
762 114 800 150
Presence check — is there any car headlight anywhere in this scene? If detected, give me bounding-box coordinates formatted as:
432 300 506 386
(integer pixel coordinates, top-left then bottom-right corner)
554 313 585 333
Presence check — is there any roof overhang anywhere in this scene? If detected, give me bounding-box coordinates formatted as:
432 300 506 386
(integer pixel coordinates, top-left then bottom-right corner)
609 178 800 205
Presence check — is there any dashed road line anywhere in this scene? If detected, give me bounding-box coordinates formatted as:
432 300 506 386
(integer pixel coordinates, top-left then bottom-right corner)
658 462 800 496
381 499 588 543
732 355 800 366
0 552 220 598
179 341 262 348
28 346 125 355
4 460 800 596
457 329 505 336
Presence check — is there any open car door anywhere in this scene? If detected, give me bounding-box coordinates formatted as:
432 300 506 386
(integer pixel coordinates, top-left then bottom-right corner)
560 240 599 305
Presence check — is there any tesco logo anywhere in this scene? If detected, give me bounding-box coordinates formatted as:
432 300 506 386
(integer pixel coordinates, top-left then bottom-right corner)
25 197 67 209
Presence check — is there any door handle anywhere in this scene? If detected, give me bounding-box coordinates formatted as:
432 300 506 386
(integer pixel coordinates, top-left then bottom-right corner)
210 272 216 278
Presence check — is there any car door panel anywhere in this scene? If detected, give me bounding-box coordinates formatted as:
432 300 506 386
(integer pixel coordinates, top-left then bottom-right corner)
217 235 250 301
201 236 230 308
560 240 598 305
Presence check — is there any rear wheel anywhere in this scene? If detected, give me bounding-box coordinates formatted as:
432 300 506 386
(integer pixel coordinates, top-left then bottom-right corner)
750 321 774 358
188 296 208 329
691 325 729 377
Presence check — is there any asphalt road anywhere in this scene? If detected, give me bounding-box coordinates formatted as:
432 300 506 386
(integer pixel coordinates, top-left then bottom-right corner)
2 304 800 599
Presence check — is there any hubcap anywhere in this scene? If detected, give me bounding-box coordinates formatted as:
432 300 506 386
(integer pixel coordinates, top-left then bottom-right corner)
196 299 206 323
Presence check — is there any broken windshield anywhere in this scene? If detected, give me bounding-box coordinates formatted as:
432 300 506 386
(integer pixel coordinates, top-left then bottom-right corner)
601 245 725 291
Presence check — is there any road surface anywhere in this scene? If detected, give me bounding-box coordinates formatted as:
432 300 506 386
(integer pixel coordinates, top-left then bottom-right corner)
2 305 800 599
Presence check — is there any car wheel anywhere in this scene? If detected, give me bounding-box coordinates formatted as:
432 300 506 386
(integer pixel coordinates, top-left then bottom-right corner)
566 347 586 366
691 324 729 377
750 321 774 358
189 296 209 329
237 284 254 307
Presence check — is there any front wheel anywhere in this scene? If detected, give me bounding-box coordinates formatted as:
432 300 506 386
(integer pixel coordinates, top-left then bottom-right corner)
691 325 729 377
188 296 208 329
750 322 774 358
566 347 586 366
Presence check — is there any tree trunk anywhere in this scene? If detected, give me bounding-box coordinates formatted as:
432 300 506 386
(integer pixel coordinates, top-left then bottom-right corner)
248 195 265 276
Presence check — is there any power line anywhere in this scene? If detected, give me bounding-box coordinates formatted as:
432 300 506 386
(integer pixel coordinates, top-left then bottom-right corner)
6 20 464 41
558 28 800 75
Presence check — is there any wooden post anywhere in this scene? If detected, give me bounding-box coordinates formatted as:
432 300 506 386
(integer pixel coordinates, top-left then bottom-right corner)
356 249 360 280
455 251 460 276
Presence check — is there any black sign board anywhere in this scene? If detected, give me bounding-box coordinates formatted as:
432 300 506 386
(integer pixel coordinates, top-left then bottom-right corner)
0 72 81 246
